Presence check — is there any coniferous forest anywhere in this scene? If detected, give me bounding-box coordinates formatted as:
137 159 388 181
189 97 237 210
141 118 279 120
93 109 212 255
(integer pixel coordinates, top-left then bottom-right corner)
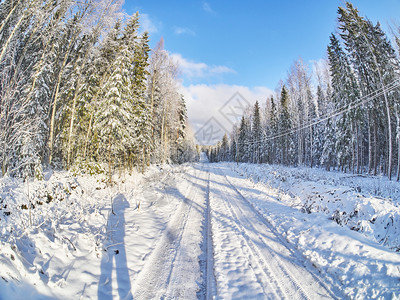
0 0 198 182
2 1 400 182
208 3 400 181
2 2 400 298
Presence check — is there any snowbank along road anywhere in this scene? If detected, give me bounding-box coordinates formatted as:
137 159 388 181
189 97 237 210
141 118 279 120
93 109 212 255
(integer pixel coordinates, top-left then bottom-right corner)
2 162 400 299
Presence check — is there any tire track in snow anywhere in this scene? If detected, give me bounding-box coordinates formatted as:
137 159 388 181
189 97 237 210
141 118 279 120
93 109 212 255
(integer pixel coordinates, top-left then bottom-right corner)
131 164 207 299
209 168 285 299
220 167 338 299
210 165 334 299
164 164 209 299
218 172 307 299
204 169 216 300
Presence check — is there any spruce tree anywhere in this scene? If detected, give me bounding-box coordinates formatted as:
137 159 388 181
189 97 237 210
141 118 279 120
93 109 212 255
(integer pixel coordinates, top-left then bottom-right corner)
237 116 250 162
327 33 360 172
269 96 278 164
338 2 399 178
252 101 262 163
278 85 292 165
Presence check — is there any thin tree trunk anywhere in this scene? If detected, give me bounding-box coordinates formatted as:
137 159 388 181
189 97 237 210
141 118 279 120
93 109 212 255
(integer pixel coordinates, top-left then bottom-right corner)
0 0 21 35
48 36 77 164
161 106 167 163
66 83 79 169
66 40 95 168
0 13 25 63
150 70 157 135
11 23 40 84
142 144 145 174
83 113 93 161
374 121 377 176
382 85 393 180
310 126 313 168
396 111 400 181
368 112 372 173
351 122 355 174
108 131 112 185
356 123 360 174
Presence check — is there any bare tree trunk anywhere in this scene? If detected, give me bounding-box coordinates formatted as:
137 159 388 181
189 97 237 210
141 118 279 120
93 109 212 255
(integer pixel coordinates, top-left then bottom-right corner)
356 123 360 174
382 87 393 180
0 11 25 63
83 114 93 161
48 37 77 164
310 126 313 168
351 122 355 174
161 107 167 163
397 138 400 181
368 112 372 174
373 121 377 176
142 144 145 174
66 85 79 168
108 131 112 185
359 128 362 173
11 25 40 84
396 111 400 181
0 0 21 34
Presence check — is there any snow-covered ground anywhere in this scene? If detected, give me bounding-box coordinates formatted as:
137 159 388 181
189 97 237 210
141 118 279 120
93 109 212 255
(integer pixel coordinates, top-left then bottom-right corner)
1 161 400 299
226 163 400 298
0 164 197 299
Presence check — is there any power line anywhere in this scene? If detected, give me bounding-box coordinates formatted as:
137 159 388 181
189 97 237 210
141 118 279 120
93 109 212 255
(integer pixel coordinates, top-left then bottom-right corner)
235 78 400 146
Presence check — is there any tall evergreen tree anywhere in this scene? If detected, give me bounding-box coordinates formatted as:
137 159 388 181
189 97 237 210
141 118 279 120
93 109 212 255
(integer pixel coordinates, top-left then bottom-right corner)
327 33 360 172
338 2 400 178
237 116 251 162
278 85 292 165
251 101 262 163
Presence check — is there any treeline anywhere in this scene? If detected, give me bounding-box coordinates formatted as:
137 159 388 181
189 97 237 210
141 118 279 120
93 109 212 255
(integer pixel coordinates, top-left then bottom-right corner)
208 2 400 180
0 0 198 182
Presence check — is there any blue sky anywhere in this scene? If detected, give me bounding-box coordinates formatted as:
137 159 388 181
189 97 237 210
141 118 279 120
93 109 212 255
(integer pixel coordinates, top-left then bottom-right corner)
123 0 400 144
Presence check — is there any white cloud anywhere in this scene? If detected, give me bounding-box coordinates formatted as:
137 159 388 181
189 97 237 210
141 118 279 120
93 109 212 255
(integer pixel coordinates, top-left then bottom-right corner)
202 2 215 14
180 84 274 145
170 53 207 78
170 53 236 79
140 13 159 34
209 65 236 74
174 26 196 36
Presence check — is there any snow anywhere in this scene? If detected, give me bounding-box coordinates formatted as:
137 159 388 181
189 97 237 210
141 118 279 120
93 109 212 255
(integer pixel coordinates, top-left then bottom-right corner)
0 165 185 299
209 166 332 299
226 163 400 298
1 161 400 299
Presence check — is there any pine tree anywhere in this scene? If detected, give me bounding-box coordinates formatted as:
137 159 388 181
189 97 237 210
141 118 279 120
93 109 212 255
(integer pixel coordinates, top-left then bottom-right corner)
327 33 360 172
268 96 278 164
230 136 237 162
130 25 151 172
252 101 262 163
219 133 229 161
173 95 188 163
237 116 251 162
278 85 292 165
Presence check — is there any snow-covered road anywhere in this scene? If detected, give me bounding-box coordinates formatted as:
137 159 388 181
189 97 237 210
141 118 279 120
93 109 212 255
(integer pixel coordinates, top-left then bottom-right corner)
128 163 335 299
131 164 208 299
100 163 336 299
2 162 400 299
208 164 333 299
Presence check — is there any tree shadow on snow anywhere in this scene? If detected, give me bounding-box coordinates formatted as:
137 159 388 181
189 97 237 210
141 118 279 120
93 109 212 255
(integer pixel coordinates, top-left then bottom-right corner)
98 194 132 300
